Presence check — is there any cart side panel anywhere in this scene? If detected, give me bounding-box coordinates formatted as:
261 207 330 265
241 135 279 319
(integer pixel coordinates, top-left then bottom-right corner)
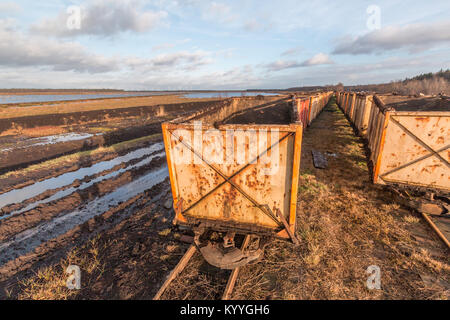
377 113 450 190
164 125 301 231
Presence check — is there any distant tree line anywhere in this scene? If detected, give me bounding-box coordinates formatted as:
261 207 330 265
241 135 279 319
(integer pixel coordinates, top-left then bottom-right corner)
286 70 450 95
342 69 450 95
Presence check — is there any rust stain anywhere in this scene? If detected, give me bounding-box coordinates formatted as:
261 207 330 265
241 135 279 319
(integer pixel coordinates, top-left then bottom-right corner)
428 164 441 172
421 167 430 173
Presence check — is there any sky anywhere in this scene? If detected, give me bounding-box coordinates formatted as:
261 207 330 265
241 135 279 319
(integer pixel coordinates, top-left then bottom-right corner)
0 0 449 90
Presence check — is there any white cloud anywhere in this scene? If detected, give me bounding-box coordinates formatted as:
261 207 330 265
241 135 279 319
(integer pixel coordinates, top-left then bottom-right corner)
265 60 300 71
152 43 175 51
302 53 333 66
281 46 302 56
1 52 448 90
243 20 262 32
266 53 333 71
333 20 450 55
0 18 212 76
152 51 212 68
31 0 168 37
202 2 237 24
0 20 118 73
152 38 191 51
0 2 21 14
126 50 213 71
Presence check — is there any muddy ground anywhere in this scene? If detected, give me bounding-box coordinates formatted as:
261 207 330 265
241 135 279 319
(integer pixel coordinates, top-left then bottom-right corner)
0 96 448 300
380 94 450 111
0 99 226 133
0 134 172 296
222 101 291 124
0 122 163 174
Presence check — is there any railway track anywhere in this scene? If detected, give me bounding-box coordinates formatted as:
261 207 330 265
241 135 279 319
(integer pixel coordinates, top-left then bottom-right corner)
414 194 450 249
421 212 450 249
153 235 252 300
392 185 450 249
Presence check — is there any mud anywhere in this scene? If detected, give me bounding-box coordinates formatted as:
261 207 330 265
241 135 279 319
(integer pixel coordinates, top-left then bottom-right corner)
0 164 168 266
0 134 163 196
381 95 450 111
0 100 225 133
0 122 164 174
0 134 106 174
0 179 173 298
222 101 291 124
0 144 165 217
0 153 166 244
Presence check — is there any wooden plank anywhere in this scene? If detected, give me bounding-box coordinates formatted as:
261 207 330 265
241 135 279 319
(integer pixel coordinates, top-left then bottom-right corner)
222 235 251 300
311 150 328 169
153 245 197 300
421 212 450 249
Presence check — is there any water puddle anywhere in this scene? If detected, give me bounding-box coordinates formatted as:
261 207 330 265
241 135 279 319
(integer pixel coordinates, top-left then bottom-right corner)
0 166 169 266
0 142 164 209
0 150 165 219
0 133 101 153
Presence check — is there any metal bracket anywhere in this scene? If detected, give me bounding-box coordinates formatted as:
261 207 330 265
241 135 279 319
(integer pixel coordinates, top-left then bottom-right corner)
262 205 299 245
223 231 236 248
173 198 184 225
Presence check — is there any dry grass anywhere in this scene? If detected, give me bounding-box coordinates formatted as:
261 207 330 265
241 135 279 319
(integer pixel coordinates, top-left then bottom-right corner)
86 126 115 133
0 126 68 137
161 251 231 300
18 236 107 300
390 77 449 95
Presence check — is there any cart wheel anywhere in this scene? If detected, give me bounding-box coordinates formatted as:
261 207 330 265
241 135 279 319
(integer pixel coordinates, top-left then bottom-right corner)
195 235 270 269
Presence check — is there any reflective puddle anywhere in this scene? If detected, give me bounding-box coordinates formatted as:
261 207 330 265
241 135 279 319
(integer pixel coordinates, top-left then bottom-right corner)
0 142 164 209
0 132 102 153
0 166 169 265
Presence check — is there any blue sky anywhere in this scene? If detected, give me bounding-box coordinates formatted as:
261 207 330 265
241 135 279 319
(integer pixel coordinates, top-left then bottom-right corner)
0 0 449 90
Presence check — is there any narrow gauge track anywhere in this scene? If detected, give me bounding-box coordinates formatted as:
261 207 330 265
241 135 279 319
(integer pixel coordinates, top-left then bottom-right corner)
411 194 450 250
153 235 252 300
421 212 450 249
